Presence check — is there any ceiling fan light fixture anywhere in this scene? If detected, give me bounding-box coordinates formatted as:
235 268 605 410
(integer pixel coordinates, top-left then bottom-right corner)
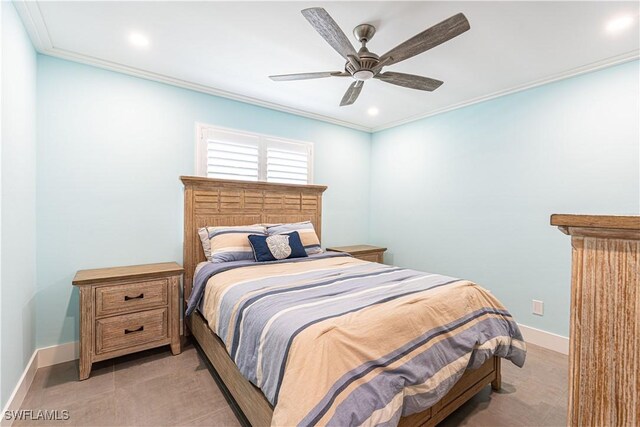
354 70 374 81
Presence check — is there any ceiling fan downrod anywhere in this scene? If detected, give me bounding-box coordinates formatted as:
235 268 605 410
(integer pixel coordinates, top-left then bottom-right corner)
349 24 378 80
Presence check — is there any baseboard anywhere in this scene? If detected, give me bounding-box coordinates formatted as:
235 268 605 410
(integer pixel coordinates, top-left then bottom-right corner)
37 341 79 368
518 323 569 355
2 319 186 423
3 320 563 422
1 342 78 426
1 350 38 426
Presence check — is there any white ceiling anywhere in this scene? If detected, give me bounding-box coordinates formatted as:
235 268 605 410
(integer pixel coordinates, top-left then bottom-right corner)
17 1 640 131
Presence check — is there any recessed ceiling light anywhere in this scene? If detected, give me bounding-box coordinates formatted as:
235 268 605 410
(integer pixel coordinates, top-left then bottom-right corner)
367 107 379 116
605 15 635 34
129 32 150 48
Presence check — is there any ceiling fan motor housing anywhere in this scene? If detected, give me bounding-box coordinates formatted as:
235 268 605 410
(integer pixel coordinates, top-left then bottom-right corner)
346 46 380 80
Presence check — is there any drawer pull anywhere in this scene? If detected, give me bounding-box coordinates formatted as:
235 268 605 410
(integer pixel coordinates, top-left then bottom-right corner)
124 293 144 301
124 326 144 334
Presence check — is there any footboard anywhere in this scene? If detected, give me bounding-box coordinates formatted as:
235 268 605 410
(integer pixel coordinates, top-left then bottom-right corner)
190 310 501 427
399 356 501 427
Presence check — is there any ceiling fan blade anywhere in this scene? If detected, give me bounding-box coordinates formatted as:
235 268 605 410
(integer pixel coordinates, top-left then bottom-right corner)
379 13 470 66
269 71 348 81
340 80 364 106
375 72 443 91
301 7 358 61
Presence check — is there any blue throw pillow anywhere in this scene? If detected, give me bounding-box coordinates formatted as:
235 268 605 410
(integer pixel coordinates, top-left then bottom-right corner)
248 231 308 262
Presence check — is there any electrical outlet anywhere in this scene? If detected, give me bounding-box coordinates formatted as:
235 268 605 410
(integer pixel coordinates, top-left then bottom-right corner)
532 300 544 316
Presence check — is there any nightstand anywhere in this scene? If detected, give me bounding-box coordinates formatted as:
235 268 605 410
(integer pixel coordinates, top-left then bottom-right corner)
326 245 387 263
72 262 183 380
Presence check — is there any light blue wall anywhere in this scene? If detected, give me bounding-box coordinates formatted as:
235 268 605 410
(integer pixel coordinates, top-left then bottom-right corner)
30 39 640 348
369 60 640 337
1 1 38 408
35 56 371 347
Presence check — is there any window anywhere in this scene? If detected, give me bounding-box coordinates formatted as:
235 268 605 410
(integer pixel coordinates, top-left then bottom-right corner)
196 124 313 185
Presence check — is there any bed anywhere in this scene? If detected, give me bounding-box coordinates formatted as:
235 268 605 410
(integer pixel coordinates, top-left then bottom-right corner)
181 176 525 427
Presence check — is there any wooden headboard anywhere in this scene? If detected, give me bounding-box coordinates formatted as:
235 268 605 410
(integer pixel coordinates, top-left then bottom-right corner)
180 176 327 309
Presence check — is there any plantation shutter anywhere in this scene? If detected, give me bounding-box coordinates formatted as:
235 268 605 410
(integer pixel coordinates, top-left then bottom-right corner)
202 128 260 181
265 138 312 185
197 125 313 184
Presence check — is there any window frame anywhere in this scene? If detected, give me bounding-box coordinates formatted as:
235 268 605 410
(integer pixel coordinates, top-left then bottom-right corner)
195 123 314 184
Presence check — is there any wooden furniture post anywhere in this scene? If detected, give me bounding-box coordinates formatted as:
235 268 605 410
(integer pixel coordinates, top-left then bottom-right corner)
550 214 640 427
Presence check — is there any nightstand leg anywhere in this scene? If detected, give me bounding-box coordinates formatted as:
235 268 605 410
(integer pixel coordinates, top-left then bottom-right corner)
169 276 181 355
79 358 92 380
78 286 93 380
171 341 181 355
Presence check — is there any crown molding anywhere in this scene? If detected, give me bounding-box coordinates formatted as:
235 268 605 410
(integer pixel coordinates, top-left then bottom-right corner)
14 1 640 135
12 1 372 133
372 49 640 132
12 0 53 51
40 47 373 132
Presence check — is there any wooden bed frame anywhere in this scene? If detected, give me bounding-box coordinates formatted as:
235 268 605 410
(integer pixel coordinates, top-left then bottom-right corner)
181 176 501 427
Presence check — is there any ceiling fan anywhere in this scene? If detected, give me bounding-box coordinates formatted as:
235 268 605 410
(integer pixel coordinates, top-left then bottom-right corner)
269 8 470 106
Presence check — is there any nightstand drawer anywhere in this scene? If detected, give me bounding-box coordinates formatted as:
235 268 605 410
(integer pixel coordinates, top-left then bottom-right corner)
95 308 168 354
95 279 167 317
355 253 382 263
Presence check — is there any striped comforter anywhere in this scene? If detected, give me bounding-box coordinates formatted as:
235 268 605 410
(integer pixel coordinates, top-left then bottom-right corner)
192 253 526 427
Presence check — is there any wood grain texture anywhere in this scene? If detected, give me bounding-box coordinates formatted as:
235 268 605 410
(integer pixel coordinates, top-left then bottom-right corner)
181 176 327 315
380 12 470 66
553 214 639 427
300 7 357 61
426 357 495 416
169 275 181 355
78 286 93 380
182 178 502 426
491 354 502 391
73 263 183 380
95 279 168 318
269 71 345 81
409 361 498 427
190 312 273 427
355 253 384 263
375 72 443 91
96 308 168 354
181 176 327 192
73 262 183 285
340 80 364 106
326 244 387 254
558 226 640 241
326 245 387 263
551 214 640 230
